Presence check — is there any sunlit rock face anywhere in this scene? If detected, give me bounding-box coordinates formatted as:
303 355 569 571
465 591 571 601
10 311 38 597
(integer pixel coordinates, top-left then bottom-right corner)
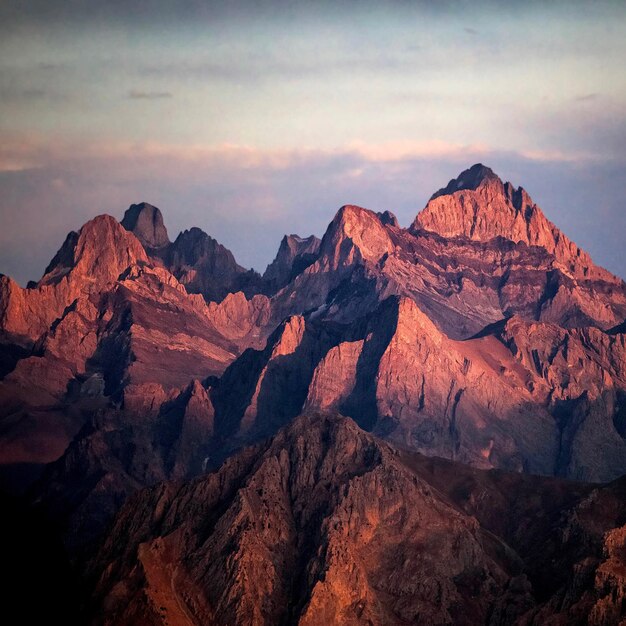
2 164 625 499
1 165 626 625
89 414 626 626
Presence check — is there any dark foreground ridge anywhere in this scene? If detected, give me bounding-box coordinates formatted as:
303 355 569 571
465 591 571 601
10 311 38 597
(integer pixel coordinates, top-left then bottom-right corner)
88 413 626 626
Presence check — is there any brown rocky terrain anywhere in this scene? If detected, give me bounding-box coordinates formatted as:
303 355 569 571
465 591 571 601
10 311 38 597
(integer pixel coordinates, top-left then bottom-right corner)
205 293 626 482
87 414 626 626
3 164 624 506
0 213 272 492
412 164 609 282
271 187 626 338
263 233 321 293
159 227 265 302
122 202 265 302
1 164 626 624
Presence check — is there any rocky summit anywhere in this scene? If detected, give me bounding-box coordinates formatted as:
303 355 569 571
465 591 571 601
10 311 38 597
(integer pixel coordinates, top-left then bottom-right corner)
121 202 171 250
1 164 625 625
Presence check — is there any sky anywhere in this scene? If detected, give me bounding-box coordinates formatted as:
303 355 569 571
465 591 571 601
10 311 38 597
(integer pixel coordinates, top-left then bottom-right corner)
1 0 625 284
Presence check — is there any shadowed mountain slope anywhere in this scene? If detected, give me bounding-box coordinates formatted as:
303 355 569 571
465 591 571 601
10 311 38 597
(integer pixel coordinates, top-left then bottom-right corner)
87 414 626 626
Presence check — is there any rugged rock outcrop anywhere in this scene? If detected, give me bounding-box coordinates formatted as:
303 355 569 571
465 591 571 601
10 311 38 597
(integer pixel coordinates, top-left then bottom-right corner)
0 216 149 488
162 227 246 300
87 414 626 626
263 233 321 293
303 339 364 412
206 291 271 343
32 375 220 553
206 294 626 482
271 193 626 339
0 214 148 341
496 316 626 481
120 202 267 302
121 202 170 250
0 216 273 492
10 161 625 538
1 164 626 626
412 163 611 282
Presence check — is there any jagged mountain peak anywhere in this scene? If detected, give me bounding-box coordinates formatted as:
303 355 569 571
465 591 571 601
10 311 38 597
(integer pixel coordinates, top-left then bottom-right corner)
335 203 377 221
121 202 170 250
377 210 399 227
169 226 243 271
91 411 626 626
329 205 399 237
176 225 210 240
0 213 151 339
159 225 269 302
41 214 148 287
429 163 500 201
413 164 547 242
75 213 149 267
317 204 395 270
263 233 321 291
411 165 615 281
41 230 79 281
282 233 320 248
3 167 626 626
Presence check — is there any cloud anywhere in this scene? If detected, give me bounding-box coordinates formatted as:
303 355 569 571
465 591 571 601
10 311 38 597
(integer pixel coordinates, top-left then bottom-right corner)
574 93 599 102
521 99 626 162
137 52 421 85
464 27 478 35
1 0 620 30
128 90 173 100
0 62 71 104
0 88 50 103
0 135 580 178
348 139 491 162
0 133 617 185
37 62 65 71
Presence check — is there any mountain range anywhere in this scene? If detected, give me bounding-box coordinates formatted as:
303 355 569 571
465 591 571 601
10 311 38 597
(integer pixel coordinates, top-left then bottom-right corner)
1 164 625 625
